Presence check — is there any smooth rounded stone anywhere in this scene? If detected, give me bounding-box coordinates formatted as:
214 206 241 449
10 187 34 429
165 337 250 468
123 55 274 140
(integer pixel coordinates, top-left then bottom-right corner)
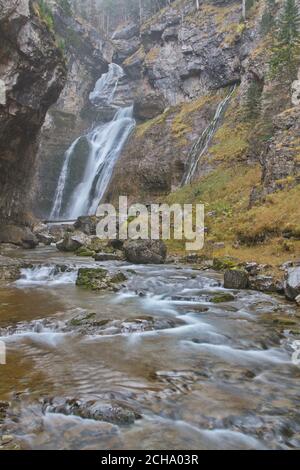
94 252 122 262
123 239 167 264
0 255 23 281
295 295 300 306
224 269 249 289
0 224 38 249
42 397 141 425
56 231 90 252
284 267 300 300
76 268 127 291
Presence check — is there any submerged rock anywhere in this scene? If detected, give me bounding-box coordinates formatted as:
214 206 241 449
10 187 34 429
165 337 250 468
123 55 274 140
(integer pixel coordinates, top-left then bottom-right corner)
123 239 167 264
76 268 127 291
42 397 141 425
224 269 249 290
210 293 235 303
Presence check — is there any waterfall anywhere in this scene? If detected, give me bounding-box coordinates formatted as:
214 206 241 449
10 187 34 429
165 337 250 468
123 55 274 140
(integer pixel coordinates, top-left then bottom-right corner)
89 63 125 106
181 86 236 186
50 64 135 221
66 106 135 219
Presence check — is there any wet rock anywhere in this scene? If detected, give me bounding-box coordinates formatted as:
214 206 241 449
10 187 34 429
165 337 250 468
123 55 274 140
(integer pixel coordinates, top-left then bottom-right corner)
42 397 141 425
284 267 300 300
249 275 284 294
48 224 74 243
210 293 235 303
94 252 123 262
224 269 249 289
0 255 23 281
134 92 166 121
74 216 99 236
0 224 38 249
56 231 90 252
66 312 183 335
295 295 300 306
123 239 167 264
76 268 127 291
36 232 54 246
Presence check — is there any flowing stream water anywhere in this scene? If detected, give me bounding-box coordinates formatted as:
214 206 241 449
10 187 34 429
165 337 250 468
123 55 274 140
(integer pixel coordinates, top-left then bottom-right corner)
0 246 300 450
50 64 135 221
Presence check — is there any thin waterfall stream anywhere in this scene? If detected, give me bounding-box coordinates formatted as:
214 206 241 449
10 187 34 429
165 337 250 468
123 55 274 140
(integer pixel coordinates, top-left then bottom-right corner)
50 64 135 221
182 87 236 186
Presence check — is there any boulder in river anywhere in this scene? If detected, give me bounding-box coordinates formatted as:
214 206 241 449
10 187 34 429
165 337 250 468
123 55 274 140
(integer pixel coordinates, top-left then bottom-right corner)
224 269 249 289
123 239 167 264
284 267 300 300
76 268 127 291
56 231 90 252
249 275 284 294
74 216 99 236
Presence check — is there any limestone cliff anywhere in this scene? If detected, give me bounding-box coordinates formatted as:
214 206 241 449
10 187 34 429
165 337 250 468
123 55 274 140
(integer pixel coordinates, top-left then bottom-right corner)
0 0 66 226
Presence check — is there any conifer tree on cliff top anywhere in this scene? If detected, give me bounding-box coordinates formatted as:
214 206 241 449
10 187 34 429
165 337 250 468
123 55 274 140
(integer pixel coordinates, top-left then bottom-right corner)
269 0 300 81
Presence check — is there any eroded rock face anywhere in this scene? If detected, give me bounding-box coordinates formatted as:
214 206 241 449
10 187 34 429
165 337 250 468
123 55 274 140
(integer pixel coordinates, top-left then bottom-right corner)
261 107 300 195
0 0 66 224
123 240 167 264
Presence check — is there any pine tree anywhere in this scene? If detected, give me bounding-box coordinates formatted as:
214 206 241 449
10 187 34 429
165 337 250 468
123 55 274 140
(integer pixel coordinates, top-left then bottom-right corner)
269 0 300 81
261 0 276 36
244 80 263 121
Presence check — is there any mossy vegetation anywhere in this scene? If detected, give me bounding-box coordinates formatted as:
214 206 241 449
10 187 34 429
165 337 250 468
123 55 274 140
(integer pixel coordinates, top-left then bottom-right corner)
36 0 54 31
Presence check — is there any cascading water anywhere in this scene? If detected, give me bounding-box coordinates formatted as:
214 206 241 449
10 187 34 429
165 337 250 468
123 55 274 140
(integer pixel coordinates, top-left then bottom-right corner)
181 86 236 186
50 63 135 220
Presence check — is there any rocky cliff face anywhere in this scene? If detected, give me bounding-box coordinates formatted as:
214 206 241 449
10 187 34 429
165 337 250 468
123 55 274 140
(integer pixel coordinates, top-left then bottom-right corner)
0 0 66 227
106 0 262 202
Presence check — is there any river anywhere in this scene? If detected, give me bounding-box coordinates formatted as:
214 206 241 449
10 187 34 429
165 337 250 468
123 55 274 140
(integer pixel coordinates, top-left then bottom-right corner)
0 246 300 450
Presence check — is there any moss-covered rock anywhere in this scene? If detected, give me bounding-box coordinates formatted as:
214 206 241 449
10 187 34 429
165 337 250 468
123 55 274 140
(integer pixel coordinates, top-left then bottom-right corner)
210 293 235 303
213 257 238 271
76 268 127 291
